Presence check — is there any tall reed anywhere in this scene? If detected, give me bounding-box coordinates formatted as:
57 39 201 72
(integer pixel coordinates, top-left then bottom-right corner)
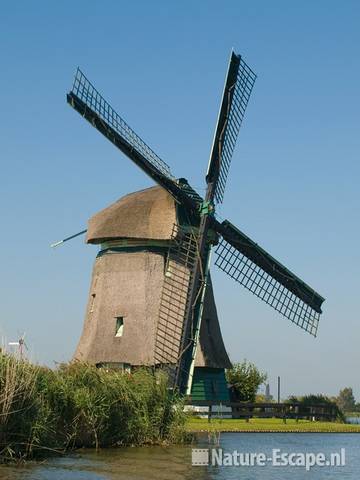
0 354 187 461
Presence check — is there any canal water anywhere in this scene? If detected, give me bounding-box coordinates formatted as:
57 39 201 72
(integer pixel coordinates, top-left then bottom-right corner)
347 416 360 424
0 433 359 479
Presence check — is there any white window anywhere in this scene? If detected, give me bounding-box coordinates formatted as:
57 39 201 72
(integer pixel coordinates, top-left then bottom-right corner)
115 317 124 337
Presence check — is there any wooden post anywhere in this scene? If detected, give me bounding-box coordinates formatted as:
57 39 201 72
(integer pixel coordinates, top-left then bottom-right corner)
277 376 281 403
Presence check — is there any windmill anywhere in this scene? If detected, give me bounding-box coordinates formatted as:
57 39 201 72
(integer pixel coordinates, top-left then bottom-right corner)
58 50 325 398
8 333 27 359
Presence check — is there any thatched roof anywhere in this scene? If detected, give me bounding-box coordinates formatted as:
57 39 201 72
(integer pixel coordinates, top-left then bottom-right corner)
87 186 176 244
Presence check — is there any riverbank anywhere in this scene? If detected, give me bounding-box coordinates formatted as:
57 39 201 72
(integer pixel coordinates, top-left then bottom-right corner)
187 417 360 433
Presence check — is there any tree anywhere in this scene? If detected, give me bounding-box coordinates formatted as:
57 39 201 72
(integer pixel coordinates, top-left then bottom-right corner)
226 360 267 402
285 394 345 421
337 387 356 412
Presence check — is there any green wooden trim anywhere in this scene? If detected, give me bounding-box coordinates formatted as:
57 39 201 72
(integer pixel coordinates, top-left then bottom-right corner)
101 239 171 250
190 367 229 402
97 245 168 257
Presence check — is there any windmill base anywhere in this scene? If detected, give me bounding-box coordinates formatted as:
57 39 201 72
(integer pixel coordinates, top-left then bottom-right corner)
190 367 229 402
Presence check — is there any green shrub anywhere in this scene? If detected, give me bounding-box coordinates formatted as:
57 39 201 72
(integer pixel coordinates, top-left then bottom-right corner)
285 394 345 422
226 360 267 402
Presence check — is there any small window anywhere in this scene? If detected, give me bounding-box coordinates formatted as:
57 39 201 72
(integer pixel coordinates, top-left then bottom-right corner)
96 362 130 371
89 294 96 313
115 317 124 337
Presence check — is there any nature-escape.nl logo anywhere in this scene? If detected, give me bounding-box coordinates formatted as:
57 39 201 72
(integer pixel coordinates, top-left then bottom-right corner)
192 448 346 471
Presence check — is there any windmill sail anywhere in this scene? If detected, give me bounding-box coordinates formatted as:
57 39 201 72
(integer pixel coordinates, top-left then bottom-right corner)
154 224 199 385
67 69 199 213
172 54 257 392
207 52 256 204
212 219 324 336
70 69 173 178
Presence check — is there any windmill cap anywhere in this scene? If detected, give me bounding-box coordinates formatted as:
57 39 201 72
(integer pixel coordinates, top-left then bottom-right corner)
86 185 177 244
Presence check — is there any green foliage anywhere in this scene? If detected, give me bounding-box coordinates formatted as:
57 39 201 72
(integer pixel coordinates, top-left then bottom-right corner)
0 355 187 462
254 393 275 403
336 387 356 413
285 394 345 422
226 360 267 402
286 394 331 405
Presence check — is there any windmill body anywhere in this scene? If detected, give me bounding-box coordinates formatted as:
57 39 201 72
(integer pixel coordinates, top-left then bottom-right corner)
8 333 27 359
60 50 325 400
75 186 231 400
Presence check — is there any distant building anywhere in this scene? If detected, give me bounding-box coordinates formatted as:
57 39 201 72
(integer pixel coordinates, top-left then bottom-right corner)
265 383 273 402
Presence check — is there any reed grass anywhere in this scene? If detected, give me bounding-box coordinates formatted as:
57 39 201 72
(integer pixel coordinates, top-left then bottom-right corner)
0 354 187 462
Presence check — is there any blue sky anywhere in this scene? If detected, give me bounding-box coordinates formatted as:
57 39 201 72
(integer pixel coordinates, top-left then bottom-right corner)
0 1 359 399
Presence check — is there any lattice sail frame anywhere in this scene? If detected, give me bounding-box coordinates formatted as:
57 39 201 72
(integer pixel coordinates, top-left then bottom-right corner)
154 225 199 384
71 68 174 180
214 237 320 336
214 57 257 203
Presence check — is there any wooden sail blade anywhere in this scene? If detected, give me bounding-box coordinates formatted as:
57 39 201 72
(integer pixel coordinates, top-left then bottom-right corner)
67 68 200 213
213 219 325 336
207 52 256 204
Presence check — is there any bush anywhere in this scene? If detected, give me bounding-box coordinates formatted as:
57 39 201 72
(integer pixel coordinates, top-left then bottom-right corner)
0 354 187 461
285 394 345 422
226 360 267 402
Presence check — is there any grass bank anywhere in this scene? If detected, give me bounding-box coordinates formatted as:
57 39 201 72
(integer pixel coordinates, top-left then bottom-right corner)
0 354 186 462
187 417 360 433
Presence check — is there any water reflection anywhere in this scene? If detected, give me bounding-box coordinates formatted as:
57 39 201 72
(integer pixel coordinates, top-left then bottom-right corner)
347 417 360 424
1 433 359 480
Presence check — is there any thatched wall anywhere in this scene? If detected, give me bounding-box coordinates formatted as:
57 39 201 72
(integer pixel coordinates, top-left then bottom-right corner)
74 249 231 369
74 250 162 365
